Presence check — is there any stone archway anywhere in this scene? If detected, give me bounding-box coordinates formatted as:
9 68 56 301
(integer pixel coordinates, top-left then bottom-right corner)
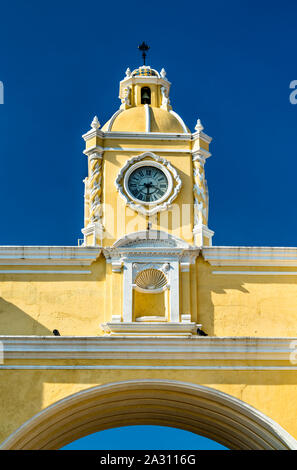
1 380 296 450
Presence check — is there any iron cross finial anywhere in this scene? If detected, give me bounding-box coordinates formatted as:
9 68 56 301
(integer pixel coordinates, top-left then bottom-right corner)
138 42 150 65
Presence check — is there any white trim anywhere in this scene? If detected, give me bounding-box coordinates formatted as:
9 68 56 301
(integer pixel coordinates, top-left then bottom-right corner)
169 261 180 322
192 130 213 144
103 147 191 153
212 270 297 275
101 322 198 336
1 365 297 370
123 161 173 206
123 262 133 322
1 336 296 361
1 380 296 450
112 230 191 249
203 246 297 266
103 132 192 140
0 246 100 266
0 270 91 275
144 103 150 132
82 128 104 141
169 110 188 133
192 148 212 159
105 109 123 132
193 224 214 247
115 152 182 216
123 160 173 206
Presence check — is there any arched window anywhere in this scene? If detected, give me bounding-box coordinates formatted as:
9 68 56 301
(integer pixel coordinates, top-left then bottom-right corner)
141 87 151 104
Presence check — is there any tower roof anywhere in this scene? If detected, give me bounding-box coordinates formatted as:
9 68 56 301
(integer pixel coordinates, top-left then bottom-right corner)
102 106 189 133
131 66 159 77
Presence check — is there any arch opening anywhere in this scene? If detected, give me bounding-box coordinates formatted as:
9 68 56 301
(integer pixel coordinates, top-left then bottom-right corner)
1 380 297 450
61 425 228 450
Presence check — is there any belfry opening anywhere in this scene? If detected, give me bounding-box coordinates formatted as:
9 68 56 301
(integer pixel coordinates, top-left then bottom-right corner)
141 86 151 104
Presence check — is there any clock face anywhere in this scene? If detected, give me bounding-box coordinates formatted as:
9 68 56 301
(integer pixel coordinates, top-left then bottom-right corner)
127 165 169 203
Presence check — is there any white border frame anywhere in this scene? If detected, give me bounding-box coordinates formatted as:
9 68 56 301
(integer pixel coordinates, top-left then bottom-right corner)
123 161 173 206
115 152 182 216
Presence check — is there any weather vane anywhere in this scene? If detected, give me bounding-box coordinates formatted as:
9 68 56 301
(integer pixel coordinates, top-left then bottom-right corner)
138 42 150 65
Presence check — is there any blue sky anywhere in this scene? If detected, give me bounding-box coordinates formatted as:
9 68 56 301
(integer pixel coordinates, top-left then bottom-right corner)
0 0 296 449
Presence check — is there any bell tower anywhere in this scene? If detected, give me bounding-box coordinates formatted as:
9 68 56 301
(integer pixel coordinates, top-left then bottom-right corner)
80 55 214 336
81 62 214 248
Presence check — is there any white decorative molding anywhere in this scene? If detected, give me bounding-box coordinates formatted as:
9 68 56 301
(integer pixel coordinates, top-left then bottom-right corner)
0 270 91 275
169 110 188 133
115 152 182 216
203 246 297 266
133 264 169 293
2 380 296 450
102 146 191 153
161 86 170 110
123 160 173 207
106 109 123 131
212 270 297 276
181 314 191 323
0 246 100 266
81 147 104 243
91 115 100 129
2 365 297 371
160 68 167 80
111 260 123 272
82 119 104 141
193 224 214 247
103 132 191 141
81 222 104 247
144 103 150 132
1 336 296 361
192 149 213 246
101 322 199 337
192 148 211 159
195 118 204 133
192 130 213 144
120 87 131 110
104 231 199 335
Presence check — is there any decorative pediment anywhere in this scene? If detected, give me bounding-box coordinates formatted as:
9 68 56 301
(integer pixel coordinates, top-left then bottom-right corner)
112 230 190 250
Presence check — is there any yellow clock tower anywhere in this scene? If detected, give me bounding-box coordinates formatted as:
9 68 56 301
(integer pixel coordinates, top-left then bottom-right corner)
81 64 213 248
80 63 214 337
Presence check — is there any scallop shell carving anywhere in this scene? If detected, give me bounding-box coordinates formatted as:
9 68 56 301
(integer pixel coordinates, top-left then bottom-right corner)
135 268 167 291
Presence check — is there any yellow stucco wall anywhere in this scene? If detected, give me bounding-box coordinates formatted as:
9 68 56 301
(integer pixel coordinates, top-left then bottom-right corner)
102 150 194 245
1 367 297 445
1 256 297 337
0 257 106 336
197 257 297 337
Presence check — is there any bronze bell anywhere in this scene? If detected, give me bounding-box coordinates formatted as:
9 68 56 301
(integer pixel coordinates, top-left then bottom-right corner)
141 87 151 104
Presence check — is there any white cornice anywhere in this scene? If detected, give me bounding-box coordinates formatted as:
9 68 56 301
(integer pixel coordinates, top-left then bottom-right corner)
101 322 199 337
192 130 213 143
0 246 101 266
82 128 104 141
83 145 104 157
1 336 296 362
103 131 192 140
103 147 191 153
203 246 297 267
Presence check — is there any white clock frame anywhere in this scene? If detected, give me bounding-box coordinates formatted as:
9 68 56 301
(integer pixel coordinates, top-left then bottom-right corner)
124 161 173 206
115 152 182 216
